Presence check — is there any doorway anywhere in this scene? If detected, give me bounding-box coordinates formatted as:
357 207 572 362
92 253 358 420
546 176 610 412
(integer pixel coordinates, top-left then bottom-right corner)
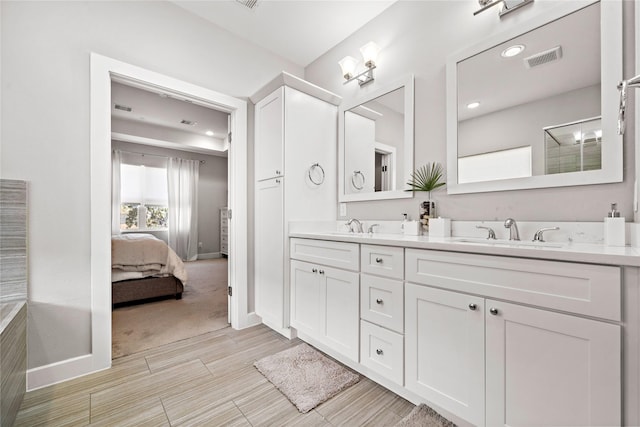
90 53 252 374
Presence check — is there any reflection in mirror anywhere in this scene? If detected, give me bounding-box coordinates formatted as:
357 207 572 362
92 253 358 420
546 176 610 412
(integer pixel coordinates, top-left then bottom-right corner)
544 116 601 174
344 87 404 194
339 75 414 202
447 1 622 194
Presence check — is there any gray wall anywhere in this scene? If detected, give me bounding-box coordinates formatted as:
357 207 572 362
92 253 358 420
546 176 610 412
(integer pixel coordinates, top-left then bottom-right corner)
304 0 635 222
112 141 228 257
1 0 301 369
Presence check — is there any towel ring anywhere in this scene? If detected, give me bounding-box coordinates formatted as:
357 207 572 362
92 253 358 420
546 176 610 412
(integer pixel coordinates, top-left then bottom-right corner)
308 163 325 186
351 171 365 190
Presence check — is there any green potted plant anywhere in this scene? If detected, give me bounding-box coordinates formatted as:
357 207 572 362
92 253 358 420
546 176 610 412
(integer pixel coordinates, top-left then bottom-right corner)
406 162 446 232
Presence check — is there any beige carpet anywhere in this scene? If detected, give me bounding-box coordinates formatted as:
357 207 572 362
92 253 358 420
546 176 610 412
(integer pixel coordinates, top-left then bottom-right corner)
112 258 229 358
395 404 457 427
254 343 360 413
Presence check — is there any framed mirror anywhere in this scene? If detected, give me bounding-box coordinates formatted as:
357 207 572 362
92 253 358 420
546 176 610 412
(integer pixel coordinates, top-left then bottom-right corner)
446 0 622 194
339 75 414 202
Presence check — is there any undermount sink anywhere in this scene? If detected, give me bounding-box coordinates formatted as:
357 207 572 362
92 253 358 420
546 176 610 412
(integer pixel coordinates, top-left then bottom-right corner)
451 237 564 249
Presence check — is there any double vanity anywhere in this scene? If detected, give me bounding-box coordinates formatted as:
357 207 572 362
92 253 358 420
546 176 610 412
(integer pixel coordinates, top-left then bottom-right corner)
287 228 638 427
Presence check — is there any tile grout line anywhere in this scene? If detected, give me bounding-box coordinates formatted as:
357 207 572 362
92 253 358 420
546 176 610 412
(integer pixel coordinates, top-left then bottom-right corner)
232 399 254 426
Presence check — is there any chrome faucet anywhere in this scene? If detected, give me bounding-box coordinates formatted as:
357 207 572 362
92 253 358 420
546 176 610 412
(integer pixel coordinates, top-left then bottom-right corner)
346 218 364 233
476 225 497 240
504 218 520 241
532 226 560 242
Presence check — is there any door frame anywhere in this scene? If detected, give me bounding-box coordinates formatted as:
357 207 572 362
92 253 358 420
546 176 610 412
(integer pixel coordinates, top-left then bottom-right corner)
90 53 256 372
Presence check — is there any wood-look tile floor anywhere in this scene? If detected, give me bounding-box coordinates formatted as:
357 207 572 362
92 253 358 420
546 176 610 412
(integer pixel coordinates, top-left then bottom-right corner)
15 325 415 426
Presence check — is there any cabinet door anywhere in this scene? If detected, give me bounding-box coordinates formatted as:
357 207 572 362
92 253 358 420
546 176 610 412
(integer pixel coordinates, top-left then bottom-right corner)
405 284 485 426
290 260 321 337
255 178 284 328
485 300 621 427
321 265 359 362
255 87 284 181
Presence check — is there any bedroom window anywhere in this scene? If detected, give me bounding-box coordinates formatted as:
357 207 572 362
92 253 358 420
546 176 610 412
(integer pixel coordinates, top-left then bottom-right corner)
120 164 168 231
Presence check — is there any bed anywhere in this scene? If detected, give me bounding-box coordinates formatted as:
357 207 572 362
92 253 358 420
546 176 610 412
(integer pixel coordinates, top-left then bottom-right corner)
111 233 188 306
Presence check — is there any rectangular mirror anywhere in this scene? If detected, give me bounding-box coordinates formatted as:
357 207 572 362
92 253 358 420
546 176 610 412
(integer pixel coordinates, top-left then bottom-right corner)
339 75 414 202
446 0 622 194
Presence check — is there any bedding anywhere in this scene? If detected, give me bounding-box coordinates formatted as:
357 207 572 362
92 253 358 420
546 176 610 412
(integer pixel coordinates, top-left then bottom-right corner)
111 233 188 284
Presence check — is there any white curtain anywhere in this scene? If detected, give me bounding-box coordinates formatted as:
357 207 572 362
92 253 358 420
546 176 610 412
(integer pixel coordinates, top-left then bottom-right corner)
111 150 122 235
168 157 199 261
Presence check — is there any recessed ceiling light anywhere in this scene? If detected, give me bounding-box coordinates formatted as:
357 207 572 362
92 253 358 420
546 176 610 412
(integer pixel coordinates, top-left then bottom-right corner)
205 130 214 136
501 44 525 58
467 102 480 109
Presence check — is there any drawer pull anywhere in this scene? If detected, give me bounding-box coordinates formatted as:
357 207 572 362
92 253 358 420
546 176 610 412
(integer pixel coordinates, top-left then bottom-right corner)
312 268 318 273
375 257 383 263
376 349 383 355
490 307 499 315
319 270 325 275
468 303 477 311
376 298 383 305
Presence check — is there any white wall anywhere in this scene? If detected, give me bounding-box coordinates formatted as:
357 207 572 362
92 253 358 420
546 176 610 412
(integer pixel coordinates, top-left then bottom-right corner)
305 0 635 222
1 0 301 369
458 85 601 176
112 141 228 257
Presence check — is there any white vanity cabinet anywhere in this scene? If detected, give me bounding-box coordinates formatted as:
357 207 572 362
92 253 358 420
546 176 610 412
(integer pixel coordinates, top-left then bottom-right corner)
290 239 360 361
359 245 405 385
253 76 340 335
405 283 485 425
405 248 622 427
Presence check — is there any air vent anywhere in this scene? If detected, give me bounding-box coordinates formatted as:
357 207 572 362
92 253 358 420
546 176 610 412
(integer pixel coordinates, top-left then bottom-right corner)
236 0 259 9
114 104 132 112
524 46 562 69
180 119 197 126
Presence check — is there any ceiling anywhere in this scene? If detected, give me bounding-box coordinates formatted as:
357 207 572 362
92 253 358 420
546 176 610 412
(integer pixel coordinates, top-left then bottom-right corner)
170 0 396 67
457 2 600 122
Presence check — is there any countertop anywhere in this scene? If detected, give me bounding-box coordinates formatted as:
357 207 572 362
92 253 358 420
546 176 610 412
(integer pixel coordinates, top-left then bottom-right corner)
289 231 640 267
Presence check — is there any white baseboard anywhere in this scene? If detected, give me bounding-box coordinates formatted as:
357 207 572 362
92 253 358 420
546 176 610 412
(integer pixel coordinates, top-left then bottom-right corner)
197 252 222 260
27 353 110 391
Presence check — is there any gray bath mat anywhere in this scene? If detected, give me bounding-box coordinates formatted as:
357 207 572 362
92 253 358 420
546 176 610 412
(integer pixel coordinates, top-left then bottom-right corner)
254 343 360 413
395 403 457 427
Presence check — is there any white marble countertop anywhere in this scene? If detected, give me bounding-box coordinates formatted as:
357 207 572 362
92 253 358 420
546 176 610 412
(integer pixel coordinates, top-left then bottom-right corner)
289 231 640 267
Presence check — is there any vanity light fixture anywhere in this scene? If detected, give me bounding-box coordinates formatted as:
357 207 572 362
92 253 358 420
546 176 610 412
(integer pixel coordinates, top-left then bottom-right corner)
467 101 481 109
501 44 525 58
338 41 379 86
205 130 214 136
474 0 533 18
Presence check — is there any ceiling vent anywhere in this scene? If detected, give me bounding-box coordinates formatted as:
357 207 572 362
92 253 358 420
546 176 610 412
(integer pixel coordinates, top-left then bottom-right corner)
524 46 563 69
180 119 197 126
114 104 132 112
235 0 259 9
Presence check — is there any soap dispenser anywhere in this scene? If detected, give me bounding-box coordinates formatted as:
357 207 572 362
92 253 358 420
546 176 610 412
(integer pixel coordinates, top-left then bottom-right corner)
604 203 626 246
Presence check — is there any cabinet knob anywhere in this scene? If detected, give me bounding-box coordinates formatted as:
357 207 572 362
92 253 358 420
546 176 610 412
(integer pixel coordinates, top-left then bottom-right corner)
375 257 383 263
489 308 499 315
376 349 383 355
312 268 317 273
275 179 281 184
468 303 477 311
319 270 325 275
276 170 281 175
376 298 383 305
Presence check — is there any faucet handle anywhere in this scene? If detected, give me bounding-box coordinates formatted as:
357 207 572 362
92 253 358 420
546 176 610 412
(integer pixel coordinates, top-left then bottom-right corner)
532 226 560 242
368 224 380 234
476 225 497 240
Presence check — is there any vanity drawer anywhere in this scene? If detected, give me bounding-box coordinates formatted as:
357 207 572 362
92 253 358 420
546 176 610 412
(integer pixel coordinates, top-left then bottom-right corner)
405 249 621 321
361 245 404 280
290 238 359 272
360 274 404 333
360 320 404 385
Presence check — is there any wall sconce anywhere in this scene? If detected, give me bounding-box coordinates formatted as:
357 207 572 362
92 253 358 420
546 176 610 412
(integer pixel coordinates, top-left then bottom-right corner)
474 0 533 18
338 42 379 86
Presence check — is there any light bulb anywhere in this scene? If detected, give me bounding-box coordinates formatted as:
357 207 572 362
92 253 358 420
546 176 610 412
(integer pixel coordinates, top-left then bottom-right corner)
360 42 379 68
338 56 358 80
